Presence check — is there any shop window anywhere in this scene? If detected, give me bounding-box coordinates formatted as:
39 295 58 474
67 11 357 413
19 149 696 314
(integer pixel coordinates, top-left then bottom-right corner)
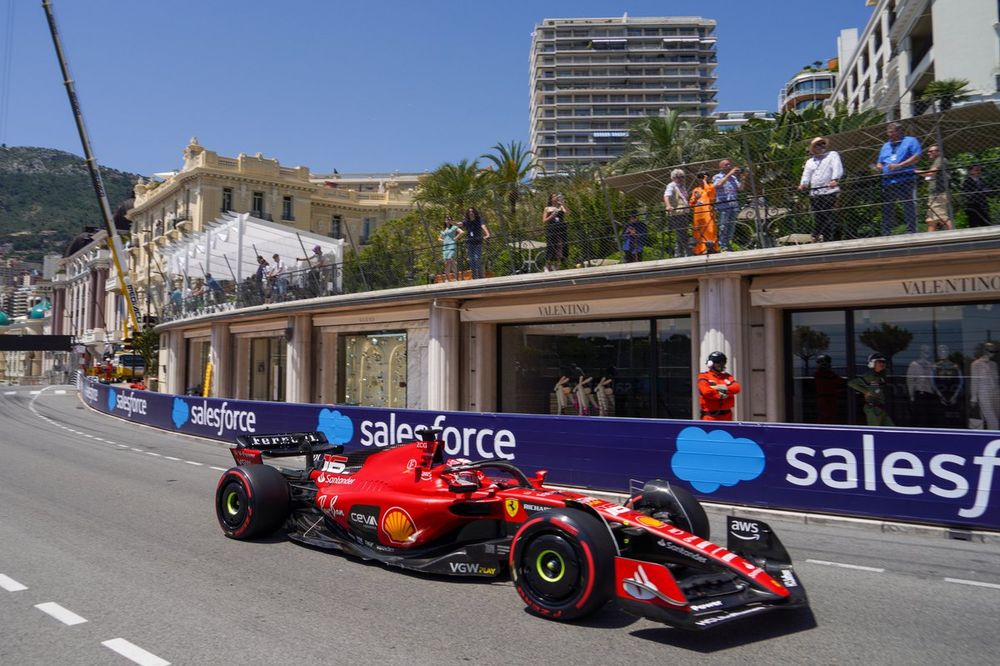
185 339 211 395
222 187 233 213
787 302 1000 429
249 336 286 402
498 317 691 419
338 332 407 408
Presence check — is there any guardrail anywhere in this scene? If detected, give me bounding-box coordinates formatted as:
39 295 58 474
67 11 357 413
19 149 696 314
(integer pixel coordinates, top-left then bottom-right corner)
77 376 1000 531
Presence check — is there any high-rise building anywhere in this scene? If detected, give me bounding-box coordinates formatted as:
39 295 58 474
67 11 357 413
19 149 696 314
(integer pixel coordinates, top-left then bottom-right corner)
827 0 1000 118
529 15 718 175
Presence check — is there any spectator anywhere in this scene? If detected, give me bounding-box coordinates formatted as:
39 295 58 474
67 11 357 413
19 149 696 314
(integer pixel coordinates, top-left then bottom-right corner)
916 144 953 231
297 245 329 296
437 215 464 281
169 283 183 315
876 122 922 235
270 253 288 301
798 136 844 242
689 172 719 255
663 169 690 257
542 193 569 272
622 211 647 263
204 273 225 304
254 255 269 303
712 159 745 251
961 164 990 228
462 207 490 279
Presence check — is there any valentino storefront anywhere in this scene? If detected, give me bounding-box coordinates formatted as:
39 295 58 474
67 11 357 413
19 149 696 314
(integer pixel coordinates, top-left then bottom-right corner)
156 225 1000 432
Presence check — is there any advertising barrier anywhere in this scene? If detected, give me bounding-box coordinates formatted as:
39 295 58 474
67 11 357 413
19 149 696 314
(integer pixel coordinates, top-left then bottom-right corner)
77 378 1000 530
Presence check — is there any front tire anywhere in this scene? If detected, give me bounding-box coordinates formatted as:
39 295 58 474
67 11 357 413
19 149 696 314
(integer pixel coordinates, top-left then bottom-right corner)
510 508 615 621
215 465 290 539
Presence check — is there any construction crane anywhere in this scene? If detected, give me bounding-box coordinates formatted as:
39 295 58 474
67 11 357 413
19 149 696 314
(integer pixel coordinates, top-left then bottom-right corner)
41 0 142 334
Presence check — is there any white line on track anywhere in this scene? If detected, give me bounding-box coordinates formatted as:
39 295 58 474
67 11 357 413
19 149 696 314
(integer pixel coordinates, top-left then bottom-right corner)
184 460 203 466
944 577 1000 590
131 448 144 452
101 638 170 666
3 390 15 395
35 602 87 625
806 558 885 573
146 452 161 457
0 574 28 592
29 390 41 395
164 456 180 461
54 389 67 395
210 466 227 472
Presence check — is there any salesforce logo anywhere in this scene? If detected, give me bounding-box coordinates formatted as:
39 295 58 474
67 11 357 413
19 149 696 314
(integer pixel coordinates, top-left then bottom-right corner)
358 413 516 460
107 390 117 412
317 408 353 444
670 427 766 493
172 398 190 428
109 390 148 418
81 382 99 404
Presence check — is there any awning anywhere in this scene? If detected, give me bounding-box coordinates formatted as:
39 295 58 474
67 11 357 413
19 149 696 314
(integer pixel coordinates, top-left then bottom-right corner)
158 212 344 283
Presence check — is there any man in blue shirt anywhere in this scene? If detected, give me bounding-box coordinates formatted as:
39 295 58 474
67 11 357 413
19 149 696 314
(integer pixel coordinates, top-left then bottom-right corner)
712 159 744 251
876 122 922 235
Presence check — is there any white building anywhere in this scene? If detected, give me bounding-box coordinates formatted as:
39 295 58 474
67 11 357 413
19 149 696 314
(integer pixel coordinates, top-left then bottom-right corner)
529 15 718 174
827 0 1000 118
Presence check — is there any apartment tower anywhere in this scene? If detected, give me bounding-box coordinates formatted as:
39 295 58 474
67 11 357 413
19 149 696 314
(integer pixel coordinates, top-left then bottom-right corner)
529 15 718 175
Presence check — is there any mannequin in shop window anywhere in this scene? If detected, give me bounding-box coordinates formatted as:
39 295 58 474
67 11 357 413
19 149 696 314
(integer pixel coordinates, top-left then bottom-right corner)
574 375 599 416
553 375 572 415
932 344 964 427
906 345 936 427
970 342 999 430
595 376 614 417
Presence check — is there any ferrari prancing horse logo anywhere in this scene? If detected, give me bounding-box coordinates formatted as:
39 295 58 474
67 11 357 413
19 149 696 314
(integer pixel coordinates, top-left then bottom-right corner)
505 499 519 518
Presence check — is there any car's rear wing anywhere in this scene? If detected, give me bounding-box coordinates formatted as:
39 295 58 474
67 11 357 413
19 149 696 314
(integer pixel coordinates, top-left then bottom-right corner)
231 431 343 469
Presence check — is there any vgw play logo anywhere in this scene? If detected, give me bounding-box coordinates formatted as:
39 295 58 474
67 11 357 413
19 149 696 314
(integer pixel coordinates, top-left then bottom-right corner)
171 397 256 436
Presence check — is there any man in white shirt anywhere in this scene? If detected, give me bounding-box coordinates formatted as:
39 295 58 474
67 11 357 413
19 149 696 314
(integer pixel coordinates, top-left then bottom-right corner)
799 137 844 243
269 253 288 301
663 169 690 257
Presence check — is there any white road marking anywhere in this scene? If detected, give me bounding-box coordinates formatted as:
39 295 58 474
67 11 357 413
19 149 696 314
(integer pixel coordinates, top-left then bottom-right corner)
131 448 144 452
146 452 161 457
29 390 41 395
3 391 15 395
0 574 28 592
164 456 181 461
184 460 203 466
117 444 130 449
806 559 885 573
210 466 227 472
944 577 1000 590
35 602 87 625
101 638 170 666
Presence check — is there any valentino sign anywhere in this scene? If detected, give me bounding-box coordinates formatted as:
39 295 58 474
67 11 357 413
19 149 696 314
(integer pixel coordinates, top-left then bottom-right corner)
900 275 1000 296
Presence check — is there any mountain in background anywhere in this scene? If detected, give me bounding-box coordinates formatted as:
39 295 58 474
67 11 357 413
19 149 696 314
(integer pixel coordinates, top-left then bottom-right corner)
0 146 141 261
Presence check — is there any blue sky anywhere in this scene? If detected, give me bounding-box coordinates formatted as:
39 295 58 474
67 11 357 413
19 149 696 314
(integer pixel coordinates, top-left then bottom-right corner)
1 1 873 176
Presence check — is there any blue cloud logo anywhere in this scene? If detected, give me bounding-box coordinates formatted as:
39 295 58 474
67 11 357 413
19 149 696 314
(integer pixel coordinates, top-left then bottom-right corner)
171 398 190 429
670 427 765 493
107 390 117 412
317 408 353 444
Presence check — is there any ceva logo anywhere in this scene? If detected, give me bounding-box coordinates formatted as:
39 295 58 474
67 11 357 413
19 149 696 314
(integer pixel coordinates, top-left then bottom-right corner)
107 390 117 412
316 408 354 444
172 398 190 428
670 427 766 493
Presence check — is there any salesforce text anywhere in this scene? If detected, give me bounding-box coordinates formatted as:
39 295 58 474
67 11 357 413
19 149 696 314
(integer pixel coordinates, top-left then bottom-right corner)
189 400 257 436
359 413 515 460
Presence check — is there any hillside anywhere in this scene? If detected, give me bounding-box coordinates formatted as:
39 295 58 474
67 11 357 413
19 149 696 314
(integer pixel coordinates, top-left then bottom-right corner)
0 146 141 260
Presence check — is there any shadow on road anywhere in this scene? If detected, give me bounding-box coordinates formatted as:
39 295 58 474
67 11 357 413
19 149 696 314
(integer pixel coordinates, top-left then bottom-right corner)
630 607 818 650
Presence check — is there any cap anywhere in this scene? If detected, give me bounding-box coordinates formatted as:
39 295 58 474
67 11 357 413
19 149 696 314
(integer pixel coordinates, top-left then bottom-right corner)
810 136 827 148
313 245 322 253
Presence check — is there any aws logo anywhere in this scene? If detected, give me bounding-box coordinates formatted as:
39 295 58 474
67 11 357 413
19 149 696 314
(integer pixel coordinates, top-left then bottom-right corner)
670 427 765 493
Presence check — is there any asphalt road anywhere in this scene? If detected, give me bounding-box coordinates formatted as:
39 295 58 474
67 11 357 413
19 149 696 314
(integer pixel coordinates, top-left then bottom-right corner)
1 385 999 665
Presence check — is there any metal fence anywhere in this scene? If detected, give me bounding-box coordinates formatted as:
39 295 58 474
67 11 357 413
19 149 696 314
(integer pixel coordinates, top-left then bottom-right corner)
157 103 1000 323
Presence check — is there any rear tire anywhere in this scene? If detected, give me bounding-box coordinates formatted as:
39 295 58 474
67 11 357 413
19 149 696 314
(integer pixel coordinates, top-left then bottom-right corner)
510 508 615 621
215 465 290 539
629 479 710 540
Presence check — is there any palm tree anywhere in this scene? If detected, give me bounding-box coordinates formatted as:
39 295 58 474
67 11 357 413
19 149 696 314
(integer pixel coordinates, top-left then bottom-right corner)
415 159 483 213
480 141 538 219
612 109 713 174
920 78 973 112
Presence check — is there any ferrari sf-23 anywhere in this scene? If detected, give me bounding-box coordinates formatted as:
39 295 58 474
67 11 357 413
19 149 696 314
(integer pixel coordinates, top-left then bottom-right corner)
215 430 808 630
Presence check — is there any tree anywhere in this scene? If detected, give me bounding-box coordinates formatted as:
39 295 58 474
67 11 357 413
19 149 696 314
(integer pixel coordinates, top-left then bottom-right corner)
612 109 713 174
480 141 538 220
859 323 913 373
792 325 830 373
132 326 159 382
920 78 972 112
415 159 484 213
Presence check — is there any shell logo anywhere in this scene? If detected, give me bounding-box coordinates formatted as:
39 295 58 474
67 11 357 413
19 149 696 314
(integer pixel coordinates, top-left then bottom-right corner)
636 515 665 528
382 507 416 544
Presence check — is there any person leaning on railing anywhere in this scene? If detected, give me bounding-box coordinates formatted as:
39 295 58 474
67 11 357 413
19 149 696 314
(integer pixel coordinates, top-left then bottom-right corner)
916 144 953 232
875 122 922 235
798 136 844 242
663 169 690 257
962 164 991 227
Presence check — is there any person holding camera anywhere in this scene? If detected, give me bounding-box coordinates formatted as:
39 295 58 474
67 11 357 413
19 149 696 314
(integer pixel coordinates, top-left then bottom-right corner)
712 159 745 251
542 193 569 271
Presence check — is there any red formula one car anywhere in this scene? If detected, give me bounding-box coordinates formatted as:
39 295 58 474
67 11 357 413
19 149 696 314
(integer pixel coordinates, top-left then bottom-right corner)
215 430 808 630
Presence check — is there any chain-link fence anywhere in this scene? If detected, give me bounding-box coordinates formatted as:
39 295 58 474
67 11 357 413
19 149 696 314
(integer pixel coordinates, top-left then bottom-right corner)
156 103 1000 324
